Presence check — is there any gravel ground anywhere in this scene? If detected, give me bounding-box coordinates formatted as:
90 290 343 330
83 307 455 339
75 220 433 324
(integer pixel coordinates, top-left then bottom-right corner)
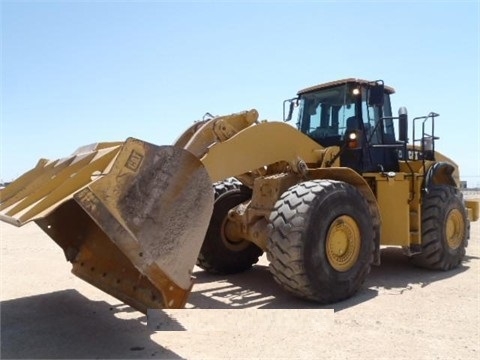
1 215 479 359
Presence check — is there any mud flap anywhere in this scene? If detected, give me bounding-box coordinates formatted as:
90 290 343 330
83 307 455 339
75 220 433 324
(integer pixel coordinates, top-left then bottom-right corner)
1 138 214 312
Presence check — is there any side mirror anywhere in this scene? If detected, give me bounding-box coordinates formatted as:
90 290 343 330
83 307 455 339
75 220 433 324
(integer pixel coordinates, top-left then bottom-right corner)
398 107 408 143
283 98 297 122
368 80 385 107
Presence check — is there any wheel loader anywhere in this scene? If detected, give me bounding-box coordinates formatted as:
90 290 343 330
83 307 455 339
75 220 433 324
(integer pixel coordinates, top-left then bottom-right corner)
1 78 478 313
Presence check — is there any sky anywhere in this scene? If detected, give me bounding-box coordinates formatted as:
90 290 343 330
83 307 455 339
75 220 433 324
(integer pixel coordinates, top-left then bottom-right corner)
1 1 479 186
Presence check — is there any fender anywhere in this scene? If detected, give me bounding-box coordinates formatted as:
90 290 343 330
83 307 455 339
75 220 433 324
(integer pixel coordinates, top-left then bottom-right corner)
424 162 457 189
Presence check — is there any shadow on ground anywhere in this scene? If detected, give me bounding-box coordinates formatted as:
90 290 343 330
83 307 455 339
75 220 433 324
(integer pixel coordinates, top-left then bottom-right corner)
1 248 475 353
188 247 474 311
0 290 183 359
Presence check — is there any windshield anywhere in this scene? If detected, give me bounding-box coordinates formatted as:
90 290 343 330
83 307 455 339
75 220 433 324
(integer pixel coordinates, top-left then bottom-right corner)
297 84 357 146
297 84 394 147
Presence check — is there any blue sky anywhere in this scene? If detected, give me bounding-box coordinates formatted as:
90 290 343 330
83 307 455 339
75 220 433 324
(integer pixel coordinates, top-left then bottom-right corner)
1 1 479 186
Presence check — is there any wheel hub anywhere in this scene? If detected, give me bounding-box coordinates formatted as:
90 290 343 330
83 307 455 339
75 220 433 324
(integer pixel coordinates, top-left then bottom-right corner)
326 215 361 272
446 208 465 250
222 215 249 251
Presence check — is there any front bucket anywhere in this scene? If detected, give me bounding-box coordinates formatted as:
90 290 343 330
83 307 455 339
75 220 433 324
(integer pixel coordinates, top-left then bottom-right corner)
0 138 214 312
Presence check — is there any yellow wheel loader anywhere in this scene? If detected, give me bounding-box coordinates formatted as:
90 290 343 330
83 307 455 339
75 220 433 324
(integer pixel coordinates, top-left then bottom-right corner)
1 78 478 312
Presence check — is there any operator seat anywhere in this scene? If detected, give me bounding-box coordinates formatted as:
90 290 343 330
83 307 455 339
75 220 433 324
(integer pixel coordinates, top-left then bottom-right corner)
345 116 359 133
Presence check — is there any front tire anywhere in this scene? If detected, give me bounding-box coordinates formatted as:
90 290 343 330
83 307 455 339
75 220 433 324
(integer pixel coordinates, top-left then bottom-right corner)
196 180 262 274
411 185 468 270
267 180 375 303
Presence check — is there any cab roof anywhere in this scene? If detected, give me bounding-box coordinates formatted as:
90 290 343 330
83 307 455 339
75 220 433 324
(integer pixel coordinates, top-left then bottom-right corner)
297 78 395 95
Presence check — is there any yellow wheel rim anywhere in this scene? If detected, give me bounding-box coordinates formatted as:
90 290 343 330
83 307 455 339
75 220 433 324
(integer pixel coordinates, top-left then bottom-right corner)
446 209 465 250
222 216 249 251
326 215 361 272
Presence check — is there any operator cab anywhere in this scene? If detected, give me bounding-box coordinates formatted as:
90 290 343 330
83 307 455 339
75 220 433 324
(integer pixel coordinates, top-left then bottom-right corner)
285 78 400 174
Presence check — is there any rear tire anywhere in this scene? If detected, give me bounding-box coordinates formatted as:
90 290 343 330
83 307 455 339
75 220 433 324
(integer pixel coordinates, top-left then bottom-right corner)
411 185 468 270
196 179 262 274
267 180 375 303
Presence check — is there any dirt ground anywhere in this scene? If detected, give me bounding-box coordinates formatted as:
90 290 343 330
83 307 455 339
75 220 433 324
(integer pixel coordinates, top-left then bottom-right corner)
1 210 479 359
